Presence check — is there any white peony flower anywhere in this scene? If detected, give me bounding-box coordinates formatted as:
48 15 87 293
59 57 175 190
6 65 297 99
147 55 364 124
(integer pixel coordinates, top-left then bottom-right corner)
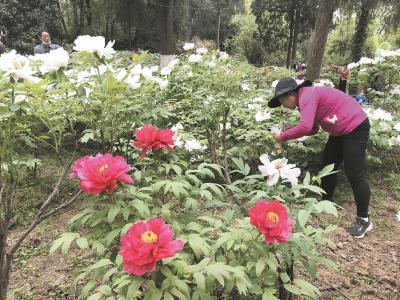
389 85 400 95
171 123 183 131
219 122 231 130
295 136 310 142
151 66 159 73
0 50 39 82
115 68 128 81
389 135 400 146
241 83 250 91
36 47 69 74
131 64 142 76
183 43 195 51
188 54 202 63
394 123 400 132
248 103 262 110
255 110 271 122
141 66 153 80
73 35 116 59
370 108 393 122
184 139 206 152
379 122 392 132
126 75 141 89
160 66 172 76
347 62 359 70
219 51 229 61
258 154 301 186
196 47 208 54
15 94 27 103
153 77 168 89
314 79 334 87
207 61 217 68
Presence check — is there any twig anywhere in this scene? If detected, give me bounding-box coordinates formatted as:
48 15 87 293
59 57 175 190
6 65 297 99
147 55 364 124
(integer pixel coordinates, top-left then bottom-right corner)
7 153 78 257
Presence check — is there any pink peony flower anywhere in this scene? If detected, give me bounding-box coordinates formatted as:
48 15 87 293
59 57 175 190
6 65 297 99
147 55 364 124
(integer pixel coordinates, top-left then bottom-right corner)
120 218 184 276
249 200 293 244
70 153 133 194
133 124 175 157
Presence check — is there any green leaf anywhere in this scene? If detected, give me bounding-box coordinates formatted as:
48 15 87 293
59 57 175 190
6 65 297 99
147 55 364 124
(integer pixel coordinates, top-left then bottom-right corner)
76 237 89 249
105 228 121 245
79 129 95 143
284 284 302 295
121 223 133 235
97 285 112 295
81 280 96 298
298 209 312 227
143 281 163 300
188 235 210 259
89 259 112 270
280 272 290 284
317 164 336 178
263 289 279 300
87 293 103 300
293 278 320 298
303 171 311 186
315 200 338 217
255 258 266 276
107 204 121 223
194 272 206 290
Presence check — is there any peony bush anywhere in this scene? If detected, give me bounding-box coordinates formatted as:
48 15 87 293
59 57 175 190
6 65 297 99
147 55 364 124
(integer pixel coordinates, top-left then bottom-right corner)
0 35 399 299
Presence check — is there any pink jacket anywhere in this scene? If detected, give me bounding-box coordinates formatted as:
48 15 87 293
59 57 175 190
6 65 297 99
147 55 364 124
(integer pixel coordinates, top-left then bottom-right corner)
280 86 368 142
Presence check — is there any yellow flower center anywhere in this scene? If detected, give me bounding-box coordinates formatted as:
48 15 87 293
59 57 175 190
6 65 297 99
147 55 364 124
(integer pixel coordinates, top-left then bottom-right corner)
141 231 158 243
98 164 109 173
13 61 22 70
267 211 279 223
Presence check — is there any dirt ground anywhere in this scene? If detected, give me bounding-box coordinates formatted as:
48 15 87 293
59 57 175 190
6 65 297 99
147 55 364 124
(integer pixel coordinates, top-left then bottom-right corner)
6 171 400 300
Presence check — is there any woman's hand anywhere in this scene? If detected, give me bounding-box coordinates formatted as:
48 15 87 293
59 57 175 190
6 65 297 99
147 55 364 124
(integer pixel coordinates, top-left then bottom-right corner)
272 130 282 143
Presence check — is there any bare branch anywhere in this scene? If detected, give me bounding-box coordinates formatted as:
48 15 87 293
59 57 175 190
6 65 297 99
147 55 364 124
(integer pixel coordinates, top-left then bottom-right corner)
7 152 78 257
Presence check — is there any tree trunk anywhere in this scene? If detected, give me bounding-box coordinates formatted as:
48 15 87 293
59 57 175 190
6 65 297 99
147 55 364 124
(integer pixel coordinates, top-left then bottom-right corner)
79 0 86 32
127 0 132 49
306 0 338 81
291 5 300 65
286 0 295 68
351 0 373 63
56 0 69 39
216 1 221 50
159 0 175 68
72 0 80 35
86 0 92 27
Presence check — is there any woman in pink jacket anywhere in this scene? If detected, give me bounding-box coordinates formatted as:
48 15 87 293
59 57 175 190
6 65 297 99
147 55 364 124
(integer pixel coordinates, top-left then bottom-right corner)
269 77 372 239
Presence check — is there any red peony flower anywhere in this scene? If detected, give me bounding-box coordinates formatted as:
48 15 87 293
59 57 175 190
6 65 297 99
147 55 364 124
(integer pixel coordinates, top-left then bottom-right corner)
120 217 184 276
249 200 293 244
70 153 133 195
133 124 175 157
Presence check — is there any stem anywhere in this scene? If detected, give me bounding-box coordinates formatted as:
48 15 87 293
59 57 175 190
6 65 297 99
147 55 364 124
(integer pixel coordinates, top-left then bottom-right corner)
244 232 262 254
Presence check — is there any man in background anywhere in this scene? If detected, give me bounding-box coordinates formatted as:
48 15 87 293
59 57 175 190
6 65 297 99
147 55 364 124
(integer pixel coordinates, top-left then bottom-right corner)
34 31 60 54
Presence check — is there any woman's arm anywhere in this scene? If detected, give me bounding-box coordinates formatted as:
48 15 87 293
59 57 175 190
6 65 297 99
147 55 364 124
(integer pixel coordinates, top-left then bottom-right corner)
279 98 318 142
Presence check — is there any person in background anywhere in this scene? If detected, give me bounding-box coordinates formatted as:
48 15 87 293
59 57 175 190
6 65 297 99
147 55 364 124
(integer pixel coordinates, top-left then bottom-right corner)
355 87 368 105
269 77 372 239
330 63 350 93
34 31 60 54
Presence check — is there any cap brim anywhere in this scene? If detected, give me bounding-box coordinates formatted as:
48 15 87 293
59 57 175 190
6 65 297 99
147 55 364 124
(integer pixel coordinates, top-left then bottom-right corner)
268 80 313 108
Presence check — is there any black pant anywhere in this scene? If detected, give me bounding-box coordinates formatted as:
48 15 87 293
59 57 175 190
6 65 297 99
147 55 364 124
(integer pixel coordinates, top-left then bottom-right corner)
338 78 347 93
321 118 370 218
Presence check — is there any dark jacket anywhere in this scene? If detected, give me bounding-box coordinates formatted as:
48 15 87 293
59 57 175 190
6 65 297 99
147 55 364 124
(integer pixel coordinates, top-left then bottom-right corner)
34 43 60 54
